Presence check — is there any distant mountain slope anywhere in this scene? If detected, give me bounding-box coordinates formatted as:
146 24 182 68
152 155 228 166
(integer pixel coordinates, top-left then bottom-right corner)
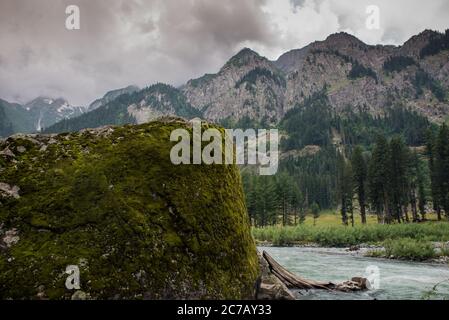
0 102 15 137
0 97 85 137
0 99 35 137
44 84 201 133
24 97 85 131
88 85 140 111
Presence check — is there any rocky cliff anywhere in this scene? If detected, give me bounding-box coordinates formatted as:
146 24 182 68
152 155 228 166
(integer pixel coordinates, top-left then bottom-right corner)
0 119 259 299
182 48 285 124
183 30 449 123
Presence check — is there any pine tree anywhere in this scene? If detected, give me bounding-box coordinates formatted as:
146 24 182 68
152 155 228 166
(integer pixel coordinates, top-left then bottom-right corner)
435 124 449 217
276 172 295 226
389 136 410 223
426 129 441 220
300 189 310 225
408 151 422 222
337 153 353 226
311 202 320 226
413 152 427 221
290 183 303 225
368 135 390 223
345 162 354 227
351 145 368 224
416 155 428 221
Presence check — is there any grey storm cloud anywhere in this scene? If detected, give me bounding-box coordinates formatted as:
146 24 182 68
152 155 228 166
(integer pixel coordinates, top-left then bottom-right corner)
0 0 448 106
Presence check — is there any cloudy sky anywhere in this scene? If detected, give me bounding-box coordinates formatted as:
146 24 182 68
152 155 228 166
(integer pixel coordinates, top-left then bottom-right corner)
1 0 448 106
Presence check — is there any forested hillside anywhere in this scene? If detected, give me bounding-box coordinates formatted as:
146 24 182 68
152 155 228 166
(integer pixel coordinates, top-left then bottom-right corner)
243 90 444 227
0 99 35 136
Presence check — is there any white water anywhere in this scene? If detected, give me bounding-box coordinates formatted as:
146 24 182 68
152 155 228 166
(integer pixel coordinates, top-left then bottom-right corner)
259 246 449 300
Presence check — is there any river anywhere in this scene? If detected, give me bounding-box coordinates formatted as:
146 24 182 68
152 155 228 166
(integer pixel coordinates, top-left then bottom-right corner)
259 246 449 300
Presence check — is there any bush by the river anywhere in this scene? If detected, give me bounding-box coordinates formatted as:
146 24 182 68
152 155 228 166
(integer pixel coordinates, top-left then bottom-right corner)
383 238 436 261
366 238 438 261
252 222 449 247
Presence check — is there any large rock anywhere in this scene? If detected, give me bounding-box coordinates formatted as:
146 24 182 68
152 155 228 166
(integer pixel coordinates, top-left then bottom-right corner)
0 119 259 299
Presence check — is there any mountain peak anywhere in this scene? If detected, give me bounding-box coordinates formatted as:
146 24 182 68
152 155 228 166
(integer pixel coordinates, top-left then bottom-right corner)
403 29 440 45
88 85 140 111
25 97 68 109
319 32 366 49
415 29 440 39
222 47 264 70
235 47 260 57
400 29 441 57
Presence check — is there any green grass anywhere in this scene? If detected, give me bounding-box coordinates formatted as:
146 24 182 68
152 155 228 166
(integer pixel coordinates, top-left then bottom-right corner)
295 211 441 227
252 221 449 247
299 211 379 227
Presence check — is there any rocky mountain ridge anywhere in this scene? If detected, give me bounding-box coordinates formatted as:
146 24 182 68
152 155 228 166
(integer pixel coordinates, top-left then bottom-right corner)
3 29 449 136
182 29 449 124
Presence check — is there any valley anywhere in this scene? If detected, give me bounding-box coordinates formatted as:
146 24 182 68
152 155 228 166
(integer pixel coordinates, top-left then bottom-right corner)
2 28 449 301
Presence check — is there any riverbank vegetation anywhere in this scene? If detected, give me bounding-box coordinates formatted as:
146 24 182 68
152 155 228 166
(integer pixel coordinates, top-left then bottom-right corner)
366 238 436 261
252 221 449 246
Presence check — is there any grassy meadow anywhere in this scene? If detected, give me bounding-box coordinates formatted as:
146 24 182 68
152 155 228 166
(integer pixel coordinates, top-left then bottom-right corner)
252 212 449 261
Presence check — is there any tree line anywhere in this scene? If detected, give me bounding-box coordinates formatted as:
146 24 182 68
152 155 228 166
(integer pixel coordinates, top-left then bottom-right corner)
338 124 449 225
243 172 306 227
242 90 447 227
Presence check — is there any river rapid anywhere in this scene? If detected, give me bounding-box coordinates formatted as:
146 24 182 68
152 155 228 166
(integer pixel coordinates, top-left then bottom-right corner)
259 246 449 300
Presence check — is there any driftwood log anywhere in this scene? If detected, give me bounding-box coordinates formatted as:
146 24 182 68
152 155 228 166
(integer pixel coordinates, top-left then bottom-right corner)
262 251 368 292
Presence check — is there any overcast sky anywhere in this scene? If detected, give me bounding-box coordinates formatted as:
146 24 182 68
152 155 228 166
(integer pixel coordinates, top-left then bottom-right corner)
1 0 448 106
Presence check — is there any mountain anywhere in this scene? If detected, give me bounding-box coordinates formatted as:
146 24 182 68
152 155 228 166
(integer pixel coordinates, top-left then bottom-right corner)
0 99 35 136
19 29 449 135
87 85 140 111
276 30 449 122
181 29 449 124
0 96 85 137
182 48 286 124
23 97 85 131
44 83 201 133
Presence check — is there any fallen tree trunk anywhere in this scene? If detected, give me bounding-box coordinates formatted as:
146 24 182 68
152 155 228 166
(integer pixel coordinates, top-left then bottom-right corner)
262 251 368 292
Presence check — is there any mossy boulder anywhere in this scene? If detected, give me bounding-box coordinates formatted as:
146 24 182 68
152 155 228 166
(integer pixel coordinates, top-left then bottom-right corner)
0 119 258 299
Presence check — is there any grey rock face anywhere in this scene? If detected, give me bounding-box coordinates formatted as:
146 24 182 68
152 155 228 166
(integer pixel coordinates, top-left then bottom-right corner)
182 48 286 124
182 31 449 124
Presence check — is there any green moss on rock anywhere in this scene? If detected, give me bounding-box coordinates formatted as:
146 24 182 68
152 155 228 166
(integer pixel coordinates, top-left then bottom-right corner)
0 119 258 299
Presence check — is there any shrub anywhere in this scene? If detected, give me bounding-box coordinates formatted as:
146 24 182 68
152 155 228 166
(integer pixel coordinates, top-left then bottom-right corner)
383 238 435 261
